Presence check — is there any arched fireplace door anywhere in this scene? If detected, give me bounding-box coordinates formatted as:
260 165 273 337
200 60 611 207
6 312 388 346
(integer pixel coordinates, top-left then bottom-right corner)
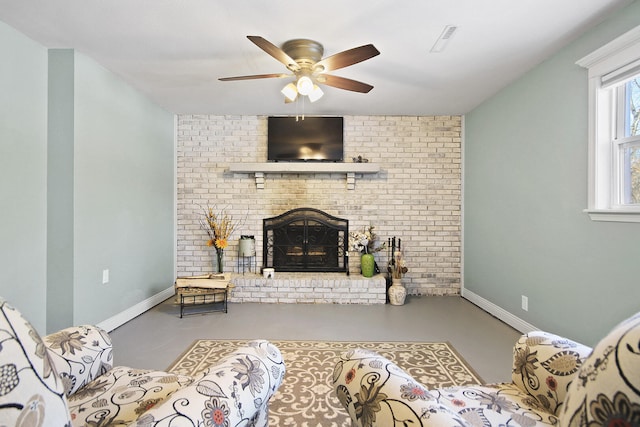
263 208 349 274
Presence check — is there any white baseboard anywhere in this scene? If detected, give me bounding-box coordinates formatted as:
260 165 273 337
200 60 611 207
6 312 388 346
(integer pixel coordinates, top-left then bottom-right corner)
97 287 174 332
462 289 538 334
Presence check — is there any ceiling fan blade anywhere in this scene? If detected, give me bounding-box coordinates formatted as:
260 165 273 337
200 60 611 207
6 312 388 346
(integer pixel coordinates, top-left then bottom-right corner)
314 44 380 72
219 73 290 81
317 74 374 93
247 36 301 72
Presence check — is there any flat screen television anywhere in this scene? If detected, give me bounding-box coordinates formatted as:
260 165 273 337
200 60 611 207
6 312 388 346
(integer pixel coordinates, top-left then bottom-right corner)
267 116 343 162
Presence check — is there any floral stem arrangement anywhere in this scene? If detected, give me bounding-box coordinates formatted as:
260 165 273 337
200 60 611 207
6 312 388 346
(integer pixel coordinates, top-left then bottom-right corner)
388 237 408 280
349 225 386 277
200 205 241 273
349 225 386 254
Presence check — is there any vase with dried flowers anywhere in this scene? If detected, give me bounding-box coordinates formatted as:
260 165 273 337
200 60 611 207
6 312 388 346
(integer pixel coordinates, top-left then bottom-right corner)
349 226 386 277
390 251 409 279
387 237 408 305
200 206 240 273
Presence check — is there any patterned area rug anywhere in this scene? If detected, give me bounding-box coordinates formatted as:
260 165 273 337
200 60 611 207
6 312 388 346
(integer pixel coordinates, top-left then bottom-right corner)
167 340 483 427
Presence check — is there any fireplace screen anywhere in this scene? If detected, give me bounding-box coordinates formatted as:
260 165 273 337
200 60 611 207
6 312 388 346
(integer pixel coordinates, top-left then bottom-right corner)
263 208 348 273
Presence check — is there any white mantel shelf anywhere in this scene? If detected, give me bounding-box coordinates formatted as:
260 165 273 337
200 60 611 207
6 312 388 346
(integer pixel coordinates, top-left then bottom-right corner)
228 162 380 190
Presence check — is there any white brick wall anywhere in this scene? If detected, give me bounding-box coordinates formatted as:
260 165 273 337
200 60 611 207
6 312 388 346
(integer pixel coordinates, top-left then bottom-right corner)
177 115 462 296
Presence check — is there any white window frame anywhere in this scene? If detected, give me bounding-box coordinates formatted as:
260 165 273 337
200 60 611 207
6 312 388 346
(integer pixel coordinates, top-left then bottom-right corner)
577 25 640 223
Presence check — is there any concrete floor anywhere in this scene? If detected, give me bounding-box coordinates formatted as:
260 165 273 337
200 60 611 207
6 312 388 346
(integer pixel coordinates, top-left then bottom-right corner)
109 295 522 384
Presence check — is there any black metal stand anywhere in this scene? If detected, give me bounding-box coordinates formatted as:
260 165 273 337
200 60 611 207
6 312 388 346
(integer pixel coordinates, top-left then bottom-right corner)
179 289 228 318
237 255 256 274
238 235 257 274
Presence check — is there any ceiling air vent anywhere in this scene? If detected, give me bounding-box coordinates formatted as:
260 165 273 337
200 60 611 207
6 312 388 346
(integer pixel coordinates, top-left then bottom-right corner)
430 25 458 53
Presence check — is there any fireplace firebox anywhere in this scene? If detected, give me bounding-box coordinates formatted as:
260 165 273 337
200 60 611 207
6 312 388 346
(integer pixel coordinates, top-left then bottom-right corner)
263 208 349 274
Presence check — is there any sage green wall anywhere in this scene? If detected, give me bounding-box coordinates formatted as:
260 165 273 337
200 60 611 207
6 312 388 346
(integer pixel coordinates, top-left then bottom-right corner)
71 53 175 327
1 20 175 332
464 0 640 346
47 49 75 331
0 22 48 331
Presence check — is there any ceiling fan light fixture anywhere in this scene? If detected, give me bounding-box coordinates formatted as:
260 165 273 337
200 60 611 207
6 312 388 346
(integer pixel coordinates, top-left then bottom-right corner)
221 36 380 103
296 76 314 96
281 82 298 101
308 84 324 102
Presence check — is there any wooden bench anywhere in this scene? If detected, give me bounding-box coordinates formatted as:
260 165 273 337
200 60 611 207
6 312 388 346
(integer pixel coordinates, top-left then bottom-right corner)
175 274 232 318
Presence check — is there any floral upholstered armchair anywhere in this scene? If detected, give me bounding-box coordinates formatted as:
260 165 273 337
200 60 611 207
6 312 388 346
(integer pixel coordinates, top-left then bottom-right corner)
0 297 285 427
333 311 640 426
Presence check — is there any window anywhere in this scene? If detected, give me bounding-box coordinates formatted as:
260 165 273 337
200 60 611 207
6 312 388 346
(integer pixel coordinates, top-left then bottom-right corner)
615 77 640 205
578 26 640 222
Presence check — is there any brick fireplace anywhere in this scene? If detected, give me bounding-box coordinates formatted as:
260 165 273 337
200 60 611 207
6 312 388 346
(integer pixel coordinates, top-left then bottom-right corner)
176 115 463 298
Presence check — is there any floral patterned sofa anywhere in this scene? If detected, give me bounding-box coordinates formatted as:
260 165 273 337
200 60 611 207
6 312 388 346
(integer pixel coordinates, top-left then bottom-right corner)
0 297 286 427
333 311 640 426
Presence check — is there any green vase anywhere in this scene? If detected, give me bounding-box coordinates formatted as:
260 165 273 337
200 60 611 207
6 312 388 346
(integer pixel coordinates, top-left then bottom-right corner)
361 253 375 277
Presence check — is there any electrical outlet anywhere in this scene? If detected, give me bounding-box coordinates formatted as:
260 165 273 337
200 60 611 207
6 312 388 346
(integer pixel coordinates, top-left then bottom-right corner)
521 295 528 311
102 269 109 285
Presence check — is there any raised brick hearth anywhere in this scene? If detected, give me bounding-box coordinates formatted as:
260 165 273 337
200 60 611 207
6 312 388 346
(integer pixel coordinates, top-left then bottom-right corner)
229 273 386 304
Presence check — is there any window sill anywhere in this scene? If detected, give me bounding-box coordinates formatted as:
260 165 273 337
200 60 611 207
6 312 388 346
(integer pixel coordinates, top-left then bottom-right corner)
584 209 640 223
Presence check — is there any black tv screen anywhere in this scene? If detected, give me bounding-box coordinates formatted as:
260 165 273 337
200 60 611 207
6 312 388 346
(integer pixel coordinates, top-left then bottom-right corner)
268 116 343 162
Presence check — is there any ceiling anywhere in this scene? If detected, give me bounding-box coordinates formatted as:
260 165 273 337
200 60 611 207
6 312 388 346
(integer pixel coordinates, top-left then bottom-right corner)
0 0 633 116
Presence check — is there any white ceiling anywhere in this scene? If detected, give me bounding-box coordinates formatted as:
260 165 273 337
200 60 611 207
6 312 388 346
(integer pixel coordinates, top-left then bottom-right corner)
0 0 632 116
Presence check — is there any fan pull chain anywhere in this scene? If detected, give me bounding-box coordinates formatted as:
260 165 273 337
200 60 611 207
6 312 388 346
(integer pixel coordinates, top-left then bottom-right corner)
301 95 306 121
295 95 306 121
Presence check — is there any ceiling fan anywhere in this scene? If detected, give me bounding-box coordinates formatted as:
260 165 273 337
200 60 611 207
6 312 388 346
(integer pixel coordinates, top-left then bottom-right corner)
219 36 380 103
